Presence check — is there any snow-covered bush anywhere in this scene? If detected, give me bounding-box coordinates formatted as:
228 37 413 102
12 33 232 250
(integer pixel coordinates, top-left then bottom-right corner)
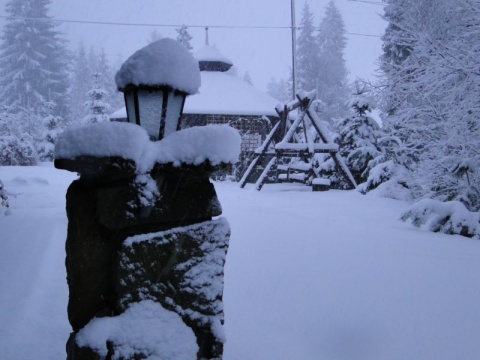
0 179 10 215
401 199 480 239
0 109 39 165
357 160 412 201
0 135 37 166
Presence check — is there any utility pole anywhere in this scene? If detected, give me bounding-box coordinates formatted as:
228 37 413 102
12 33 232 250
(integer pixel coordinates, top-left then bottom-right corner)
291 0 297 100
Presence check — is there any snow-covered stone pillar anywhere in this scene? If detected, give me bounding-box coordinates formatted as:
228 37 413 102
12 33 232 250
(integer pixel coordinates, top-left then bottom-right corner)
55 39 241 360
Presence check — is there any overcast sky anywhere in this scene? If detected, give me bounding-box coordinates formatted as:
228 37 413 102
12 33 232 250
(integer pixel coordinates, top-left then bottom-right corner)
0 0 386 91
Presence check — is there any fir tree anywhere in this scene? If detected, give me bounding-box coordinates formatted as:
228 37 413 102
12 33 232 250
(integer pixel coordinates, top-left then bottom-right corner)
319 89 382 188
36 101 61 161
0 0 70 118
242 71 253 85
95 47 123 113
339 93 382 183
147 30 162 44
69 42 93 122
316 0 349 122
83 74 111 124
296 2 319 93
379 0 480 209
175 25 193 52
266 77 291 103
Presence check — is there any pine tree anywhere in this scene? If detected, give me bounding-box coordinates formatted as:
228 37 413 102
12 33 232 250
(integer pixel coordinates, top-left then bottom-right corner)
175 25 193 52
147 30 162 44
339 93 382 184
242 71 253 85
96 47 123 113
296 2 319 93
0 0 70 118
36 101 61 161
316 0 349 122
379 0 480 209
83 74 111 124
266 77 291 103
69 42 93 122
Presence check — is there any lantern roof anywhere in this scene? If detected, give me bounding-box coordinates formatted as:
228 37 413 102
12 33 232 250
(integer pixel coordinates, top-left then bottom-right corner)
115 38 201 95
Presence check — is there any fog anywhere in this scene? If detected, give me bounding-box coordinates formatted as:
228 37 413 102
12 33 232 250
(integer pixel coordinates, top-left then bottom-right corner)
0 0 386 90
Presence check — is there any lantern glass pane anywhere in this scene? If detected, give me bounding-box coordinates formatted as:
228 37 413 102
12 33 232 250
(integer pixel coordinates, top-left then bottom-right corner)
138 89 163 140
164 92 185 138
125 92 136 124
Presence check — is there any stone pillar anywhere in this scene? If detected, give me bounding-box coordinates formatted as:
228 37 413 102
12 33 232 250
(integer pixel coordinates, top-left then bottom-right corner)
56 156 230 359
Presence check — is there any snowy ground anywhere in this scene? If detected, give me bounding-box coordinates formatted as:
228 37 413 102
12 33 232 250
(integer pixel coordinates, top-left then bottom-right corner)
1 164 479 360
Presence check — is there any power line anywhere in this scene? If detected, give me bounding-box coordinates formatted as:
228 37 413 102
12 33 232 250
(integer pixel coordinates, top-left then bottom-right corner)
346 0 385 5
0 15 292 29
0 15 381 38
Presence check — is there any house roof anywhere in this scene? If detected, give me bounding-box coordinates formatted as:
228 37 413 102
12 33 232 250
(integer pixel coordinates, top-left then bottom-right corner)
110 45 280 119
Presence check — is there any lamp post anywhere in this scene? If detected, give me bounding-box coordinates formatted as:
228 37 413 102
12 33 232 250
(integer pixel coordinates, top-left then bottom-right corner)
115 38 200 140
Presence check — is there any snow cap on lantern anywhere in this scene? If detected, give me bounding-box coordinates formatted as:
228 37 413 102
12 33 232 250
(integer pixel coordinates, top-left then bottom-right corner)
115 38 201 140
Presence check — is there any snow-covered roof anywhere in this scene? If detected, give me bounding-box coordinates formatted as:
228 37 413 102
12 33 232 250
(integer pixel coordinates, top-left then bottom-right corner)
111 71 279 119
194 46 233 65
186 72 279 116
115 38 201 95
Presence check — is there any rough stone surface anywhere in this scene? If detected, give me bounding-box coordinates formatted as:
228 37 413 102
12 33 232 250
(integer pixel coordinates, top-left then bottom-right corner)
96 172 222 231
60 157 230 360
65 180 118 332
55 156 137 183
116 218 230 359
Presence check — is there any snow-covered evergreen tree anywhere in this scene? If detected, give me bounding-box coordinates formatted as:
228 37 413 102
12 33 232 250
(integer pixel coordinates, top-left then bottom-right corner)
316 0 349 122
36 101 61 161
296 2 319 93
147 30 162 45
337 92 382 185
243 71 253 85
175 25 193 52
69 42 93 122
0 179 10 215
318 89 382 189
95 47 123 112
379 0 480 210
266 77 291 103
83 74 111 124
0 0 70 118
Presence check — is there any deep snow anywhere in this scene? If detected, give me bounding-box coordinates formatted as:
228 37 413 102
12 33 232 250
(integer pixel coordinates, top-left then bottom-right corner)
115 38 201 95
1 164 479 360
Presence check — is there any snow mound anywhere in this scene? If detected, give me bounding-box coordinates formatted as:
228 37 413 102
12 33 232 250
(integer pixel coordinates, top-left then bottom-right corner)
55 122 241 172
115 38 201 95
76 300 198 359
401 199 480 239
149 124 241 169
54 122 149 163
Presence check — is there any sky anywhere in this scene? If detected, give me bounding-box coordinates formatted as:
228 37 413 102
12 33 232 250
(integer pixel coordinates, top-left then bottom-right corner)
0 0 386 92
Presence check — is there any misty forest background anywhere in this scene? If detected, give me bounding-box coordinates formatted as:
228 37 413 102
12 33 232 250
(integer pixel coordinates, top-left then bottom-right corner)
0 0 479 238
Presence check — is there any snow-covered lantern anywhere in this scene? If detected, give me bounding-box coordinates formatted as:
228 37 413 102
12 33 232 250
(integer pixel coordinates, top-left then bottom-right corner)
115 38 201 140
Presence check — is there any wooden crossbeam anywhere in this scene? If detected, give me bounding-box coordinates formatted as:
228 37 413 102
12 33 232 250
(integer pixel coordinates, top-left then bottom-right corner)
239 90 357 191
